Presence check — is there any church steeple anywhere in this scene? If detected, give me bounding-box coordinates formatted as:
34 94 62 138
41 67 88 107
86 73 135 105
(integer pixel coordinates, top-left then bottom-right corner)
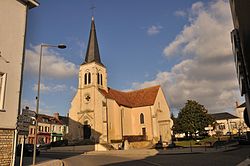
83 16 103 66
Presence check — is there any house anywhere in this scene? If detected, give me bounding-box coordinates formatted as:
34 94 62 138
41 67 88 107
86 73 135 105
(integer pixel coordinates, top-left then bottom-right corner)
68 17 173 146
0 0 38 165
27 112 69 144
235 102 250 133
210 112 240 135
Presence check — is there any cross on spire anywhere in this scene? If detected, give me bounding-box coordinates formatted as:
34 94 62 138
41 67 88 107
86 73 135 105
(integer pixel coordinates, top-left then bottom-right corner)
90 5 96 18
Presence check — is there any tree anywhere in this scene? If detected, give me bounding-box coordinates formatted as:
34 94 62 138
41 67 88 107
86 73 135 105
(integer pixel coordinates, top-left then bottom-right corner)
171 113 182 135
176 100 215 138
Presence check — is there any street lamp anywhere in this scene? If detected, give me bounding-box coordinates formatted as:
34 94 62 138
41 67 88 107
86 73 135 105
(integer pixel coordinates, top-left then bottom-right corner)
32 44 66 165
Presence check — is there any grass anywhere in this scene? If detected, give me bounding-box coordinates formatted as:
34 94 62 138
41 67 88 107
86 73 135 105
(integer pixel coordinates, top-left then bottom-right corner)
174 136 228 147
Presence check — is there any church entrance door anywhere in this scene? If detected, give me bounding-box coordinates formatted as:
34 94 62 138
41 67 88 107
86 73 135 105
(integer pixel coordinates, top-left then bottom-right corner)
83 124 91 139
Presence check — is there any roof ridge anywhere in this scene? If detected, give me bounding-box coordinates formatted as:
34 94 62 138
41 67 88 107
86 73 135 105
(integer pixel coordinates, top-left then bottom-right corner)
125 85 160 93
108 85 160 93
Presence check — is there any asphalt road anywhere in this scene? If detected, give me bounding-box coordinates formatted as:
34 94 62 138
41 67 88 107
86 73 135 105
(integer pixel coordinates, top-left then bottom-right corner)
16 145 250 166
62 146 250 166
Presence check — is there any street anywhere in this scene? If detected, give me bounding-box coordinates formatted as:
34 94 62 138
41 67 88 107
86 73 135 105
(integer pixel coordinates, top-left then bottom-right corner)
15 145 250 166
62 146 250 166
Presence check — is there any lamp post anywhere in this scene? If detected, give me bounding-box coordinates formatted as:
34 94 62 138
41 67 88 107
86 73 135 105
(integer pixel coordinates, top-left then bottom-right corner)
32 44 66 165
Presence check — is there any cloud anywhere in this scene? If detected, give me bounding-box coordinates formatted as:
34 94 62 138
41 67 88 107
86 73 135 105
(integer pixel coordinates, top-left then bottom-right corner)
70 86 77 93
33 83 67 93
133 0 242 113
174 10 186 17
25 44 78 79
21 99 54 115
147 25 163 36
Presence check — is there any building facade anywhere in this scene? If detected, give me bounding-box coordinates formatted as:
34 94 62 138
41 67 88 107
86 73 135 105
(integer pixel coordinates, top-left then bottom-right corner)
0 0 38 165
68 17 173 146
235 102 250 133
28 113 68 144
211 112 240 135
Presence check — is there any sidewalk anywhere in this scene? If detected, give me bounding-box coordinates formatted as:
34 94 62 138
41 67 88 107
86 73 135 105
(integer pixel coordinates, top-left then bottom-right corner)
84 144 239 156
35 160 63 166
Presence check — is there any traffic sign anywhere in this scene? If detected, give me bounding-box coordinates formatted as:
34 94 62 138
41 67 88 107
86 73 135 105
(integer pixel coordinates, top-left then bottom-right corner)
22 109 36 117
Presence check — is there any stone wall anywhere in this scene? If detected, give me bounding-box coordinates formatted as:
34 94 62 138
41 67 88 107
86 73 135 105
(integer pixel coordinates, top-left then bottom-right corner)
0 129 14 166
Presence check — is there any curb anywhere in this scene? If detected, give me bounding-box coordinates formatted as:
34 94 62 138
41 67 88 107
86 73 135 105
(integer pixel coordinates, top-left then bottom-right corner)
237 157 250 166
35 159 63 166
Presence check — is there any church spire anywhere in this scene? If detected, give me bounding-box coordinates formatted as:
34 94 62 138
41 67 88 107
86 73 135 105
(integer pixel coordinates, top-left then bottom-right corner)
83 16 103 66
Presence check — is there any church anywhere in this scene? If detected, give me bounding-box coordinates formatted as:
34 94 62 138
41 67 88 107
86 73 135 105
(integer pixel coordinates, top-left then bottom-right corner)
68 17 173 146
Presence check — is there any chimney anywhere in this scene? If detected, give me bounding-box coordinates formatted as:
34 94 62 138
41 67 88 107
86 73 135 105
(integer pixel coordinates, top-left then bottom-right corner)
54 112 59 119
236 101 239 108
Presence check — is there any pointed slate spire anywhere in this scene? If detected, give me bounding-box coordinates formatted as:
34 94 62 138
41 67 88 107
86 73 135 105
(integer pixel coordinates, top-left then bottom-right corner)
83 16 103 66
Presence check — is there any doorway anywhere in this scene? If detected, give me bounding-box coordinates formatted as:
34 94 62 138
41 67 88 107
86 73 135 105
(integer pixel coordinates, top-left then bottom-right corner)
83 121 91 139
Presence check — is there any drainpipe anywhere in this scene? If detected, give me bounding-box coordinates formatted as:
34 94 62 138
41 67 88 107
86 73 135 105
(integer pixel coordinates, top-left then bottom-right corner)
105 98 109 143
121 108 124 140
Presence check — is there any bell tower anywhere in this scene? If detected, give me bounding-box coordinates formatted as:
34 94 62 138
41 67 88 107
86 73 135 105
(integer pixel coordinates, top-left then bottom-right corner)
79 16 107 92
69 16 108 142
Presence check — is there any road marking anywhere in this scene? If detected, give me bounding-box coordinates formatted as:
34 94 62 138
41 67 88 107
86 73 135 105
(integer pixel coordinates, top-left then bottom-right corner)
141 159 162 166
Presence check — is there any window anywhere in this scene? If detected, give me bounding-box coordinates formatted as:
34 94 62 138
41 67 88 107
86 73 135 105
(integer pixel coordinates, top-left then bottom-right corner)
0 73 7 110
30 128 33 134
230 122 237 129
84 73 87 85
97 73 100 84
142 127 146 136
84 72 91 85
88 72 91 84
218 123 225 130
140 113 144 124
100 74 103 85
97 73 103 86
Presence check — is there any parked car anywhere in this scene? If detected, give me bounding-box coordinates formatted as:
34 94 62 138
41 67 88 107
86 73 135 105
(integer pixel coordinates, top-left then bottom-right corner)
36 143 51 150
50 140 68 147
16 144 40 156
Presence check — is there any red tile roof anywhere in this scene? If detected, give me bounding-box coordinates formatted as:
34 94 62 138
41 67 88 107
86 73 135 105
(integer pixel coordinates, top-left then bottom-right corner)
37 114 63 125
99 85 160 108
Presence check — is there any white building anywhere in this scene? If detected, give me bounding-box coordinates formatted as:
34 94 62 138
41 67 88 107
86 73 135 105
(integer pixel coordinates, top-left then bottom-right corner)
0 0 38 165
235 102 250 133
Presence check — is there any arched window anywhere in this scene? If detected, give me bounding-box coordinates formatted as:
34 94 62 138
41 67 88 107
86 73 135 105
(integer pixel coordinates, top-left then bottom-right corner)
140 113 144 124
84 73 87 85
97 73 100 85
100 74 103 85
88 72 91 84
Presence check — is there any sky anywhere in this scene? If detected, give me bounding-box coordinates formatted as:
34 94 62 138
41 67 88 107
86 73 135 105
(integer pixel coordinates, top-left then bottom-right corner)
22 0 243 117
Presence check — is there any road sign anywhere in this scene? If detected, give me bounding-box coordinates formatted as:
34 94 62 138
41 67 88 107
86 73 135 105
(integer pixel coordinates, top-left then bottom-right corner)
17 108 36 135
18 115 32 123
22 109 36 117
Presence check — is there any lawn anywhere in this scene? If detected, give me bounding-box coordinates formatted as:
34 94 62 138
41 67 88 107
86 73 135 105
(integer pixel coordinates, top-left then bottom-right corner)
174 136 229 147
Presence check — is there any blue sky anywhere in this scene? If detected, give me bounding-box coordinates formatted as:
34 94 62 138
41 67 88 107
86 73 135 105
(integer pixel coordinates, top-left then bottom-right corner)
22 0 242 116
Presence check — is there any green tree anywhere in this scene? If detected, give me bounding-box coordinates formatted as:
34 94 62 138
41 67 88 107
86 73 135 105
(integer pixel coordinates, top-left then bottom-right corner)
171 113 182 135
177 100 215 138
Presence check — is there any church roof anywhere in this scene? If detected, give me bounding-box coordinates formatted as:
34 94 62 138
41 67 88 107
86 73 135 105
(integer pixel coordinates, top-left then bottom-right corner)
99 85 161 108
82 17 104 66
